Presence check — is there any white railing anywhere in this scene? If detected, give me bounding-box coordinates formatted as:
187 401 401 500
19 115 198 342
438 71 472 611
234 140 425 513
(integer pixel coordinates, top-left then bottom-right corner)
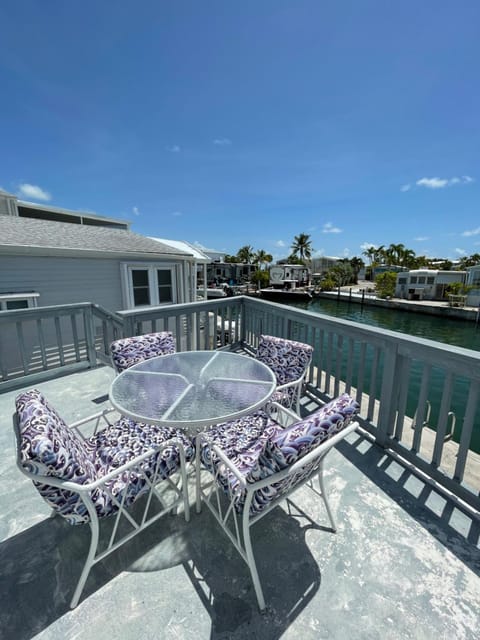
1 295 479 512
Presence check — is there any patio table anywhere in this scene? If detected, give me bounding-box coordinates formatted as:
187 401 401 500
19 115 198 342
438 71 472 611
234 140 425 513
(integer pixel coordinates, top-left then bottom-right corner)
109 350 276 510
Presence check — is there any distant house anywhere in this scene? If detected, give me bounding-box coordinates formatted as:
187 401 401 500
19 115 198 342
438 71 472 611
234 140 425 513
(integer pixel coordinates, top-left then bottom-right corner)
269 264 310 289
465 265 480 307
0 190 198 311
395 269 465 301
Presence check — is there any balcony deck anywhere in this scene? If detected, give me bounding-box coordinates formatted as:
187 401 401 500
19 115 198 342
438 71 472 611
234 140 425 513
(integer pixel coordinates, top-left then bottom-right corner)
1 365 479 640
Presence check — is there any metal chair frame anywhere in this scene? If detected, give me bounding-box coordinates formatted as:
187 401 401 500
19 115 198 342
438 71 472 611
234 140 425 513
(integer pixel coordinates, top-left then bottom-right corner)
255 335 313 415
13 407 190 609
198 403 359 611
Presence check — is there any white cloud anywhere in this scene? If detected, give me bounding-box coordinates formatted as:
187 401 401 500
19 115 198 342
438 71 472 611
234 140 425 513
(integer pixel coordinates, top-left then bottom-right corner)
213 138 232 146
462 227 480 237
132 206 140 216
17 183 51 201
455 248 467 255
171 211 182 217
400 184 411 192
415 176 474 189
166 145 181 152
414 236 429 241
360 242 378 251
322 222 341 234
275 240 286 247
416 177 449 189
342 248 351 257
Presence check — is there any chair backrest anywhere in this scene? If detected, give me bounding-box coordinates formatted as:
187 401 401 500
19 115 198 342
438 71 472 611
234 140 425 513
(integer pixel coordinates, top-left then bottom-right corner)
256 335 313 385
110 331 176 372
14 389 96 523
211 393 360 516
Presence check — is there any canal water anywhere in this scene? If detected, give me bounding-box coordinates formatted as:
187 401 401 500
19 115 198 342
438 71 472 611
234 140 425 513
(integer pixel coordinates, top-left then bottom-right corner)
291 297 480 352
289 297 480 452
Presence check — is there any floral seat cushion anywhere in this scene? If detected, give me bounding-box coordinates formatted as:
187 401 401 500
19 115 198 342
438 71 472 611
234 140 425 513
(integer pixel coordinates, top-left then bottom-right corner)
110 331 176 372
15 389 194 525
203 393 360 516
200 411 277 497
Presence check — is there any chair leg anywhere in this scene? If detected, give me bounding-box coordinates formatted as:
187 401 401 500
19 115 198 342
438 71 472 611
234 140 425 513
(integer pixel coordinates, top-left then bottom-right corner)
318 465 336 532
242 509 266 611
70 517 100 608
195 439 202 514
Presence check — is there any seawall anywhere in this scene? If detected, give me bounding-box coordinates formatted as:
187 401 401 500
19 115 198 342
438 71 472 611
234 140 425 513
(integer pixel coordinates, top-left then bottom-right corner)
316 289 480 323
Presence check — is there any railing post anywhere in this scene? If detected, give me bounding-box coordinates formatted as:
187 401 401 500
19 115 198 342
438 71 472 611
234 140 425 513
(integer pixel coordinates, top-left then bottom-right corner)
83 305 97 368
123 315 136 338
240 297 247 344
375 341 400 447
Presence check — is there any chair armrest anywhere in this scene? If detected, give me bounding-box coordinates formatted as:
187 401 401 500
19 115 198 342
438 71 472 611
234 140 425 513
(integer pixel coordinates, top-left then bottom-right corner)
243 421 359 493
19 436 188 494
69 407 117 437
264 402 301 427
275 373 305 394
198 433 248 490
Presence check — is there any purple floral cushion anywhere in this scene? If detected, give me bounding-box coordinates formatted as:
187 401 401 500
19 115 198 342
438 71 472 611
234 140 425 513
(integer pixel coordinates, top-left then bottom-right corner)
110 331 176 372
202 393 360 516
269 392 360 465
256 335 313 386
201 411 277 497
15 389 194 525
16 389 96 482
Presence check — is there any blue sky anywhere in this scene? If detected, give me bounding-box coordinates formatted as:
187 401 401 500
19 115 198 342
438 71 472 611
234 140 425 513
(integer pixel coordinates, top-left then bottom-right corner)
1 1 479 261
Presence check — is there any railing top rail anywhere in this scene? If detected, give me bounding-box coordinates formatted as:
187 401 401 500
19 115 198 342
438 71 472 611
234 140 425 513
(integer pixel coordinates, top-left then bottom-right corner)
0 302 95 323
116 296 244 319
243 296 480 368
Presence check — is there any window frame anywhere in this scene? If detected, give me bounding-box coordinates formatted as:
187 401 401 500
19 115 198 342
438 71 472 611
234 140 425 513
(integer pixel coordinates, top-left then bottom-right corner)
122 263 177 309
0 292 40 311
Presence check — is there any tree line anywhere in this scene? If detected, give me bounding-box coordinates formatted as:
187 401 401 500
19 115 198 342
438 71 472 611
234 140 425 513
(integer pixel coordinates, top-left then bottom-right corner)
223 235 480 289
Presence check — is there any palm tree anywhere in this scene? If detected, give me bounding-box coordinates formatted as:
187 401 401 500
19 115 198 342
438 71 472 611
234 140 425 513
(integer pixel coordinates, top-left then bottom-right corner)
362 245 377 266
384 243 404 265
349 256 365 283
254 249 273 270
236 245 255 264
291 233 313 262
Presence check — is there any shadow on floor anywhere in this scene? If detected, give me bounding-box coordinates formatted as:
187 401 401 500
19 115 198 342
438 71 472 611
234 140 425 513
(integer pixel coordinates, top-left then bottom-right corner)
0 496 326 640
336 430 480 574
178 503 325 640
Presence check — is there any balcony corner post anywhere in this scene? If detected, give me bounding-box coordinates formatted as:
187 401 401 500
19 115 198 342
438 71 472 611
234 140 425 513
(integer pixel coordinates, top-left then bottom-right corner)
84 305 97 369
376 342 400 447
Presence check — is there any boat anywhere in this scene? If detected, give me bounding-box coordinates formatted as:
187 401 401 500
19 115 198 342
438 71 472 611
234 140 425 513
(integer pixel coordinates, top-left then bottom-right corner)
197 283 234 299
259 287 313 302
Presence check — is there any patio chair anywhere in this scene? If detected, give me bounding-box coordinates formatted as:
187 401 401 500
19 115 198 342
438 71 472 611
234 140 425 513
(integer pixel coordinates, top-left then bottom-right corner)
198 393 360 611
110 331 176 373
255 334 314 414
13 388 194 608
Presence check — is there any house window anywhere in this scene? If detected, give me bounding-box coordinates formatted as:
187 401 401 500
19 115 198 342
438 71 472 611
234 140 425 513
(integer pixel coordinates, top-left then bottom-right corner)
418 277 426 284
0 292 40 310
132 270 151 306
124 265 176 308
427 277 434 284
410 277 417 284
398 277 407 284
157 269 173 303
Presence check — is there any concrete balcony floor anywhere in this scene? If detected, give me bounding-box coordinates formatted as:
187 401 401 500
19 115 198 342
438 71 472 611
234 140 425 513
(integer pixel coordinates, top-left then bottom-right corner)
1 365 479 640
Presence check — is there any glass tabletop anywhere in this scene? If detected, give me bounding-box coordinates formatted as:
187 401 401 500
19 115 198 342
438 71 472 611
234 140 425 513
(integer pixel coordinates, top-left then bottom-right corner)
109 350 276 429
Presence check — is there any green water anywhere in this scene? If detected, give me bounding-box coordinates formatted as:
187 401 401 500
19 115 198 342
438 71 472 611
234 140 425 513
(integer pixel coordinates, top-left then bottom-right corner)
289 297 480 452
292 297 480 352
